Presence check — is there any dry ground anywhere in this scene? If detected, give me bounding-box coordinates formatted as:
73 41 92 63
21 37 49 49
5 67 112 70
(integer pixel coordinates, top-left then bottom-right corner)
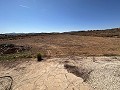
0 56 120 90
0 34 120 90
0 57 93 90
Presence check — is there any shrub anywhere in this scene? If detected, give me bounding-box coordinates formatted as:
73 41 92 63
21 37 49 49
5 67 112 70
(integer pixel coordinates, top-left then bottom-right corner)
37 53 43 61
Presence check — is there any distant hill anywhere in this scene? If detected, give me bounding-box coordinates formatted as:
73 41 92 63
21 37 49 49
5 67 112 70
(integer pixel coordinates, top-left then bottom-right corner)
65 28 120 37
0 28 120 39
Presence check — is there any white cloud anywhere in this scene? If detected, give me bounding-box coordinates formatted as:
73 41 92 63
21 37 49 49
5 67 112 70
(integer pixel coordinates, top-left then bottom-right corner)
19 5 30 8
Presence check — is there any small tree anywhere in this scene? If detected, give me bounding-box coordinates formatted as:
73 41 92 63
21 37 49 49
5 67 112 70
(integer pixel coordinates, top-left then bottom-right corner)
37 53 43 61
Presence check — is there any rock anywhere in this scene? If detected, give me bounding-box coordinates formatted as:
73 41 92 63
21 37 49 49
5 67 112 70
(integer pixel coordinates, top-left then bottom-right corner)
0 44 30 55
0 76 13 90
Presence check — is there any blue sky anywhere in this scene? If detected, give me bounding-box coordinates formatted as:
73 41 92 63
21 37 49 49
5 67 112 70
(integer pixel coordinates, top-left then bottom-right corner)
0 0 120 33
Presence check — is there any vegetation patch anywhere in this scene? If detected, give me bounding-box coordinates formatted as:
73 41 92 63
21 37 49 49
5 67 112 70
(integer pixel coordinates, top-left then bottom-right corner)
0 43 30 55
37 53 43 61
0 43 32 61
0 52 32 61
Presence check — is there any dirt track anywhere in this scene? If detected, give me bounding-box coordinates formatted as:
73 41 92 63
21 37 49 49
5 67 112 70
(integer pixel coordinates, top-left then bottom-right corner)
0 56 120 90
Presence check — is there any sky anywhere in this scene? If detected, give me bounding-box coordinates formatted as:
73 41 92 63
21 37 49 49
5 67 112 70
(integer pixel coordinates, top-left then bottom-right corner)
0 0 120 33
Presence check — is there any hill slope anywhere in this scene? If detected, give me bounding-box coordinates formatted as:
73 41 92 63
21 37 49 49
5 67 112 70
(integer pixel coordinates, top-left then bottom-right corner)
65 28 120 37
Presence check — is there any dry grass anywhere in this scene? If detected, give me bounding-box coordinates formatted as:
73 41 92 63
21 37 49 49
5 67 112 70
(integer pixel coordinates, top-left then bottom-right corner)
0 34 120 58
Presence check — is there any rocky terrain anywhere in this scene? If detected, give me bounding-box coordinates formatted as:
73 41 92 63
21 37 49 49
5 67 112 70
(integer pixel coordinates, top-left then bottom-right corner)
0 56 120 90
